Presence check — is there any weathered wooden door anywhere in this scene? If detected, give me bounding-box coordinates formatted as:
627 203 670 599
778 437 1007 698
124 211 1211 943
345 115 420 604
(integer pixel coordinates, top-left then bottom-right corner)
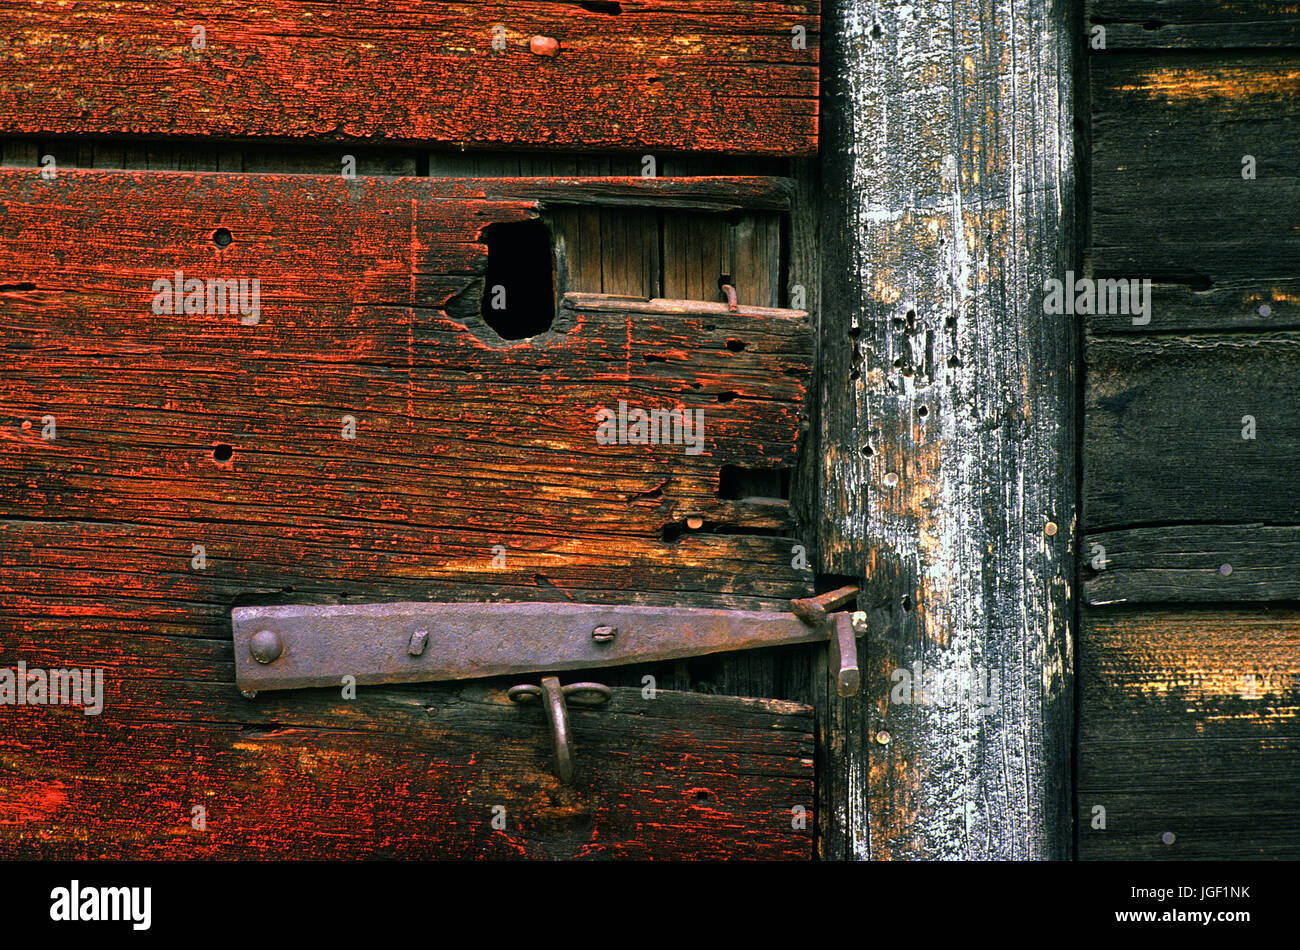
0 2 832 859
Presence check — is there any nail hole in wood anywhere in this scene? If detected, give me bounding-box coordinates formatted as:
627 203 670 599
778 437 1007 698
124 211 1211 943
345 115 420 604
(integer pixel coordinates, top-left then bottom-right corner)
212 228 233 248
213 443 234 462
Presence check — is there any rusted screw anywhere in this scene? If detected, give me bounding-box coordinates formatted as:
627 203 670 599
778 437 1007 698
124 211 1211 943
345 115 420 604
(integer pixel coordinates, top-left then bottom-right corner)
1044 521 1058 536
875 730 891 745
249 629 283 665
529 35 560 56
686 516 704 530
592 625 617 644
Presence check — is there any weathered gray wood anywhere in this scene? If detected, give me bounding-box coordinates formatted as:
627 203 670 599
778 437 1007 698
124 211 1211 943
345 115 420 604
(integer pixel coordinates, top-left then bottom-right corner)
1087 1 1300 49
1092 53 1300 285
1084 524 1300 605
1079 607 1300 860
817 0 1077 858
1085 333 1300 529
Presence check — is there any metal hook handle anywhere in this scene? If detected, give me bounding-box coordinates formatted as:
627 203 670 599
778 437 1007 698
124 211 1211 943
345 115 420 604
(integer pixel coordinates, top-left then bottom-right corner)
508 676 611 783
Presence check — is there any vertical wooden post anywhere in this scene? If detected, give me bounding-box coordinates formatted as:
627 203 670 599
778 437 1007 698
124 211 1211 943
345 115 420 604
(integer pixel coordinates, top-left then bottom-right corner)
817 0 1078 858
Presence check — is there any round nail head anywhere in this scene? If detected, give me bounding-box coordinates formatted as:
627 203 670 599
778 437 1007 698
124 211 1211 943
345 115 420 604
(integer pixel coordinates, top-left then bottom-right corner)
530 35 559 57
250 629 284 665
1220 563 1233 576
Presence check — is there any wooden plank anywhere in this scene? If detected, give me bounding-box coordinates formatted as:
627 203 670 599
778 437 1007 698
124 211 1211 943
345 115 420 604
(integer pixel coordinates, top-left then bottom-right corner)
0 169 814 612
1086 279 1300 335
816 1 1076 858
1087 1 1300 49
1084 524 1300 605
0 1 819 155
1085 333 1300 529
1079 607 1300 860
0 671 815 859
1092 53 1300 286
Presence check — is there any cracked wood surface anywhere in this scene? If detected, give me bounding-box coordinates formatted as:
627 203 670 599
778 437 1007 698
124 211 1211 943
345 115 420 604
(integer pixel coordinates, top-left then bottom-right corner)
0 168 816 858
1083 5 1300 861
815 0 1077 859
0 680 815 859
0 0 819 155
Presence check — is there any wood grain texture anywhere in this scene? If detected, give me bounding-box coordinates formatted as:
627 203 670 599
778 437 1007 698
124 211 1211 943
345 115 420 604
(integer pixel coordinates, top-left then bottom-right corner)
1084 524 1300 605
816 0 1077 858
0 167 819 858
1087 1 1300 49
0 170 813 611
0 677 815 859
1091 53 1300 286
1085 333 1300 529
1079 607 1300 860
1086 279 1300 335
0 0 819 155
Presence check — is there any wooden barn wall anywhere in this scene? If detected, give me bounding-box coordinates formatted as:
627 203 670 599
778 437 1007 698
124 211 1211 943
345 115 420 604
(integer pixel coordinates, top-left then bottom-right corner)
0 135 827 855
1082 1 1300 859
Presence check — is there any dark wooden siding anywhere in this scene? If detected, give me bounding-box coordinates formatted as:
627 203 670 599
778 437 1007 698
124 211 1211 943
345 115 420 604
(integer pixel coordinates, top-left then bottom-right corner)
1082 2 1300 859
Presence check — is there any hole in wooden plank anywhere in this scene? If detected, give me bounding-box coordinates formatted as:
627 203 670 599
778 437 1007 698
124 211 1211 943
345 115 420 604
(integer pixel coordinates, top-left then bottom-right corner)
0 282 36 291
212 443 234 462
725 339 746 352
212 227 233 248
577 0 622 13
481 219 555 340
718 465 790 501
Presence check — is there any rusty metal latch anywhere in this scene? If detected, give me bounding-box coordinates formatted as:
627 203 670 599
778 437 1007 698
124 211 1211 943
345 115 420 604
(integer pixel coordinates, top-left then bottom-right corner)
231 593 863 783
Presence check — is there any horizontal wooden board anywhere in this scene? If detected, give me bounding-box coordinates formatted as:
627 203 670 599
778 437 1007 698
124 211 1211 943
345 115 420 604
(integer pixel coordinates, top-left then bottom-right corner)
1085 524 1300 605
1085 333 1300 529
0 676 815 859
1091 53 1300 286
1086 279 1300 335
1088 1 1300 48
1079 607 1300 859
0 169 814 609
0 1 819 155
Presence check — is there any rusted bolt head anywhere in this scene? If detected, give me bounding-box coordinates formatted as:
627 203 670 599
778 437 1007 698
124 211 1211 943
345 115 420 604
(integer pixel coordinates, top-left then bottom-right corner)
529 35 560 57
1161 831 1176 845
686 516 704 530
1044 521 1058 536
249 629 283 665
1219 563 1233 577
883 472 899 487
875 730 891 745
592 625 617 643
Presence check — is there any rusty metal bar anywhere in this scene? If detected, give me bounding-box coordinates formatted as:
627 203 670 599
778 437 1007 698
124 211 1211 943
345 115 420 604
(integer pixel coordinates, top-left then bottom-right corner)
231 601 838 694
